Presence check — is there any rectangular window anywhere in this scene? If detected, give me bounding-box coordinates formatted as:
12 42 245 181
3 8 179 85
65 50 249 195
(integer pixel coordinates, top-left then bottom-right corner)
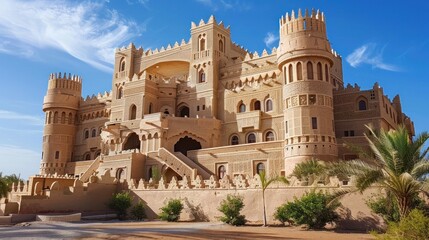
55 151 60 159
311 117 317 129
202 105 206 110
350 130 355 137
344 131 349 137
285 121 288 134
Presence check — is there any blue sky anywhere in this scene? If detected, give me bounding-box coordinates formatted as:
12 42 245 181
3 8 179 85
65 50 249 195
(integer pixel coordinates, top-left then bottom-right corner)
0 0 428 179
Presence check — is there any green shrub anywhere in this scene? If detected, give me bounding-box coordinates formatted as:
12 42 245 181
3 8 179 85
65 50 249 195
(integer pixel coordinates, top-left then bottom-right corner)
274 190 339 229
373 209 429 240
108 192 132 219
218 194 246 226
159 199 183 222
367 194 429 223
130 201 147 221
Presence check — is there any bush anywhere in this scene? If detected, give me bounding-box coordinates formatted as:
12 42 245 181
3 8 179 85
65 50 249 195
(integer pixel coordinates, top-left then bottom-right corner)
274 190 340 229
218 194 246 226
159 199 183 222
373 209 429 240
130 201 147 221
108 192 132 219
367 194 429 223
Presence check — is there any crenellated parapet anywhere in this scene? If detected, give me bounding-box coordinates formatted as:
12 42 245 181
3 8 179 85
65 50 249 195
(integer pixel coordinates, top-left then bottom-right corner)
277 9 332 68
81 91 112 105
191 15 230 32
47 72 82 93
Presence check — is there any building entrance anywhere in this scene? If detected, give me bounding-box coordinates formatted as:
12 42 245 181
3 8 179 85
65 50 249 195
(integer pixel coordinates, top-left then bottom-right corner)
174 136 201 156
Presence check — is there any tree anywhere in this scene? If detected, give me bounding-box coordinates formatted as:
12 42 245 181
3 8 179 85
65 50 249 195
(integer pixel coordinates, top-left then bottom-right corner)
291 159 326 185
274 190 340 229
159 199 183 222
109 192 133 220
218 194 246 226
330 125 429 219
0 173 23 198
258 170 289 226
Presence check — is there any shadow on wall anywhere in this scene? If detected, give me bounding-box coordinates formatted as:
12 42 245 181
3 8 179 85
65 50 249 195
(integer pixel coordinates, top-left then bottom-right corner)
336 206 385 232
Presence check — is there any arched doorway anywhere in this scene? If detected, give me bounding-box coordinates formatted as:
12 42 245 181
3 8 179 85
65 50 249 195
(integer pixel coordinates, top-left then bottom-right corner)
174 136 201 156
123 133 140 150
178 106 190 117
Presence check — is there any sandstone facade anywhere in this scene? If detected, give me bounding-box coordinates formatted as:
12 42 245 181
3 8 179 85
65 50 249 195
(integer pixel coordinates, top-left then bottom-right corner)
39 9 414 185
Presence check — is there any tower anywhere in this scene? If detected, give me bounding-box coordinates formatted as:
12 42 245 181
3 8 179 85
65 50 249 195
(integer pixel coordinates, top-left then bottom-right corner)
41 73 82 175
188 15 231 119
277 9 338 173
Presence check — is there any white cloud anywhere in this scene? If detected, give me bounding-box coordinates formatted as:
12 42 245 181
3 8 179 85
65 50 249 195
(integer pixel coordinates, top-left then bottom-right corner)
346 43 400 72
0 0 144 72
0 145 40 179
195 0 250 11
264 32 279 48
0 110 44 126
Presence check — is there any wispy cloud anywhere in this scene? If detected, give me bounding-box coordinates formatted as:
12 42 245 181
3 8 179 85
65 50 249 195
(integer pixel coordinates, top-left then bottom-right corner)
0 144 40 179
195 0 251 11
0 0 145 72
346 43 400 71
0 110 44 126
264 32 279 48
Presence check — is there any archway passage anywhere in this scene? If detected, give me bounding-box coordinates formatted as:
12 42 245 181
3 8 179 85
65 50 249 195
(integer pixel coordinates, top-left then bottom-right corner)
179 106 190 117
174 136 201 156
123 133 140 151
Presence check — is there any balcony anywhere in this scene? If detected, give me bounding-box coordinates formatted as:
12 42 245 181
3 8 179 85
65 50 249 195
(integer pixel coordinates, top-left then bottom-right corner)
236 110 261 132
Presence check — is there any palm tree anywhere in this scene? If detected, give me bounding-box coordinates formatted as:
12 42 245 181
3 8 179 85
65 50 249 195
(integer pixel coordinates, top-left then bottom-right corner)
291 159 326 185
0 173 10 198
258 170 289 226
330 125 429 219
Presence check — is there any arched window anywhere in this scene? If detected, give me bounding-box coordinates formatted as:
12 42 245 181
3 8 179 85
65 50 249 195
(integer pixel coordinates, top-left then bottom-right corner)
199 70 206 83
47 112 52 124
119 58 125 72
256 162 265 174
247 133 256 143
53 111 58 123
325 64 329 82
307 62 314 79
129 104 137 120
117 87 123 99
317 62 323 80
85 153 91 160
148 103 153 114
238 103 246 113
147 167 153 180
297 62 303 80
218 165 226 179
91 128 96 137
219 39 224 52
265 99 273 112
358 100 367 110
68 113 73 124
84 129 89 139
288 64 293 83
231 135 239 145
95 151 101 158
265 131 275 141
199 38 206 51
61 112 66 124
254 100 261 111
116 168 125 180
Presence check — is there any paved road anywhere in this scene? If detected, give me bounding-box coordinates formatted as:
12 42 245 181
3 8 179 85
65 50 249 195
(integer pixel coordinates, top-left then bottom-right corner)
0 221 374 240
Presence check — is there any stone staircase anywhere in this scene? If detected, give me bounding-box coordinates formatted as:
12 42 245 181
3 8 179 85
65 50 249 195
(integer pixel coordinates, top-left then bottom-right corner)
155 148 211 179
79 156 101 182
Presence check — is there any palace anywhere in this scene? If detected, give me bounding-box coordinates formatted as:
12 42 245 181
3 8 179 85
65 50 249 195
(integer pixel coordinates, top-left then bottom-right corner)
40 9 414 184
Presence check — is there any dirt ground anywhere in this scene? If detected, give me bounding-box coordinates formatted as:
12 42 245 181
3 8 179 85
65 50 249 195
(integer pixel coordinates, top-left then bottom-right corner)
0 221 375 240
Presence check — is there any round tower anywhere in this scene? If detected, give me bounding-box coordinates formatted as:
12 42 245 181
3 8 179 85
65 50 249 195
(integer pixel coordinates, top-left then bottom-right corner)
41 73 82 175
277 9 338 174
